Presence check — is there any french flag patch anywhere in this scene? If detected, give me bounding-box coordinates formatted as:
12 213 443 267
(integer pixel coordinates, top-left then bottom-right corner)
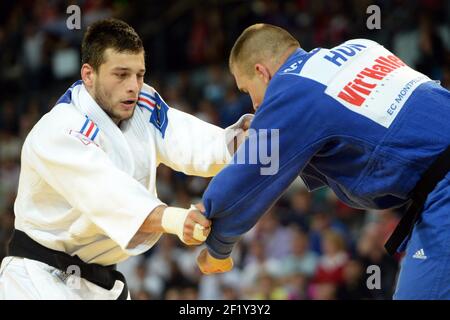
79 116 99 141
137 91 156 112
137 90 169 138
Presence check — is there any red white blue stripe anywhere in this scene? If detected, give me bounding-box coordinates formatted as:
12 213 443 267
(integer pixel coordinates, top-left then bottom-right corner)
79 116 99 141
137 91 156 112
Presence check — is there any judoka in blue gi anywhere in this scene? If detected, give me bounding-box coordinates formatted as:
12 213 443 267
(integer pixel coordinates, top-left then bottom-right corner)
196 23 450 300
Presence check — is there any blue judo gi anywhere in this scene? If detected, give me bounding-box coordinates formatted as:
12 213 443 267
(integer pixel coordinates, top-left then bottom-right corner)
202 39 450 299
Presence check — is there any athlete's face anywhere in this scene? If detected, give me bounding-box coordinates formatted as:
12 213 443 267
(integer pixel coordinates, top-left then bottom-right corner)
232 63 271 112
82 48 145 124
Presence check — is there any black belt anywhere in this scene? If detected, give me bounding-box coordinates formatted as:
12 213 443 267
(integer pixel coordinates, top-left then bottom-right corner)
385 146 450 255
7 229 129 300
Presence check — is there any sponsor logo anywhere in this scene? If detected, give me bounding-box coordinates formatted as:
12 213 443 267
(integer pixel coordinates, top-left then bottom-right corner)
412 248 427 260
337 54 406 107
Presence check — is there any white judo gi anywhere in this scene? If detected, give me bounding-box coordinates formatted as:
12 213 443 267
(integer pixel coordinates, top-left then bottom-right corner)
0 81 243 299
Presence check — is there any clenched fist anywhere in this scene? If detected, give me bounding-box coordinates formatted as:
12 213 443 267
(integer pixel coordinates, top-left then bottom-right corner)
182 207 212 245
162 206 211 245
196 248 234 274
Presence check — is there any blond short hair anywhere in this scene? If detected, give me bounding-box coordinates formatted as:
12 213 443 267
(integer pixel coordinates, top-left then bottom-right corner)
323 230 347 252
229 23 300 77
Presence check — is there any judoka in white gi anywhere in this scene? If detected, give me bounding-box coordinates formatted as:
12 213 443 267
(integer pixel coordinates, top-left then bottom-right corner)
0 18 250 300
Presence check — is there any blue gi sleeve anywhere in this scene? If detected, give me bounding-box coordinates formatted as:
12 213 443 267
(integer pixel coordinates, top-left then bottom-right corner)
299 163 328 192
202 87 327 259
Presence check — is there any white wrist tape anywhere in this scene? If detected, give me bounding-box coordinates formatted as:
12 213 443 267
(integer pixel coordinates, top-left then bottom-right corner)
162 206 207 242
161 207 189 241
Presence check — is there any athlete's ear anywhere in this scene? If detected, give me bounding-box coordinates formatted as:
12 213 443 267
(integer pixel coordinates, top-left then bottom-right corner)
255 63 272 84
81 63 95 88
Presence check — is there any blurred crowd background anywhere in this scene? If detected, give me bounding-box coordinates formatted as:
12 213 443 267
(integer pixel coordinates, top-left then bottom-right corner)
0 0 449 300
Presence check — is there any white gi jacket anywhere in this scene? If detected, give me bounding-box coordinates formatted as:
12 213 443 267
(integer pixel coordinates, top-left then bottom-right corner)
0 81 237 299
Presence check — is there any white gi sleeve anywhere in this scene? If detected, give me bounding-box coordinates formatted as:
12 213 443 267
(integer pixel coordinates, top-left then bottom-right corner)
155 107 232 177
24 113 164 251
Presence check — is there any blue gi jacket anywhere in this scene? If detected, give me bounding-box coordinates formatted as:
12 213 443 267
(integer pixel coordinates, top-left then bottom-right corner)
202 39 450 258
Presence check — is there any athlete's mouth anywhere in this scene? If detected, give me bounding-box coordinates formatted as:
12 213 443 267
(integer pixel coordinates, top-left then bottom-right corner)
121 99 137 106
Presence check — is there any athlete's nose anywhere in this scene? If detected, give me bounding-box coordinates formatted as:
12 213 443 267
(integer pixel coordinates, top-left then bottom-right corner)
126 76 139 95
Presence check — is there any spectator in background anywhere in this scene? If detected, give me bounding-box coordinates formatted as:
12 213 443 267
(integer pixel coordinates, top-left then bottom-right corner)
176 246 204 284
162 83 192 114
0 207 14 261
219 87 252 127
163 259 198 299
250 208 294 260
356 223 398 299
309 210 351 255
0 100 20 135
203 65 227 105
146 236 181 283
118 256 165 300
221 284 241 300
195 99 220 125
280 226 318 278
310 282 337 300
285 272 309 300
280 188 313 231
312 230 349 285
416 13 447 80
155 165 177 205
187 7 225 66
251 272 288 300
240 239 282 294
336 259 373 300
198 267 242 300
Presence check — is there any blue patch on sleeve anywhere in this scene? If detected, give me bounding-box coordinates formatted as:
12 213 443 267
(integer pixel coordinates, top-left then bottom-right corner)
149 92 169 138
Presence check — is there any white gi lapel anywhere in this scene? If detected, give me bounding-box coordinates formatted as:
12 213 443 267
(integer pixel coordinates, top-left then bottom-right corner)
72 84 136 175
120 104 157 194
